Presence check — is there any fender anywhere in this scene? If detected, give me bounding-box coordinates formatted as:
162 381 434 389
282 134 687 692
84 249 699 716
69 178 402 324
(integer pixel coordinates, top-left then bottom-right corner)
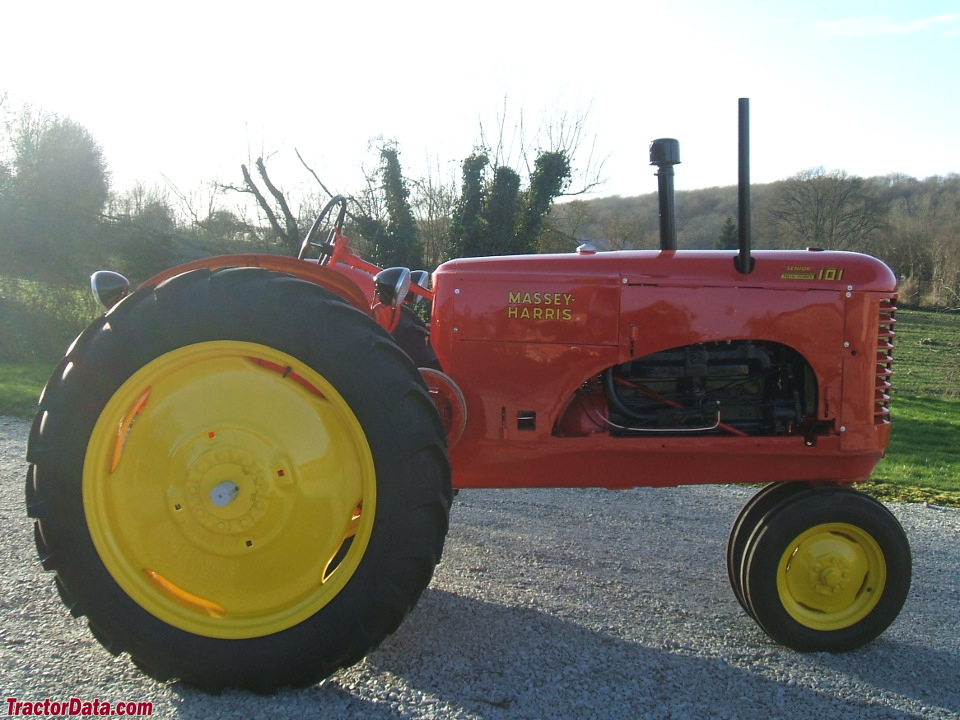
141 254 372 314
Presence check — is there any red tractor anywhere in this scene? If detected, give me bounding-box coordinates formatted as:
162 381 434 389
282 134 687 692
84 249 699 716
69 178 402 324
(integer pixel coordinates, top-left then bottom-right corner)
26 101 910 692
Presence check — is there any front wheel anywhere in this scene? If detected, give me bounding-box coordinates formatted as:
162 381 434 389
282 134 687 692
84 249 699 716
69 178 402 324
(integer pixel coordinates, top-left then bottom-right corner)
741 488 910 652
726 482 811 614
26 267 451 691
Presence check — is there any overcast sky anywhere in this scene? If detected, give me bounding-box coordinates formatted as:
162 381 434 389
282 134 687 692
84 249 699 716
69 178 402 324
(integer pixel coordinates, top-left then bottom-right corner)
3 0 958 202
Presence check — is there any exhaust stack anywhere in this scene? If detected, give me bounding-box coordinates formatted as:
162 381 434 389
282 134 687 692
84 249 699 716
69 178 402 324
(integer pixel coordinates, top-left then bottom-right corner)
649 138 680 252
734 98 755 275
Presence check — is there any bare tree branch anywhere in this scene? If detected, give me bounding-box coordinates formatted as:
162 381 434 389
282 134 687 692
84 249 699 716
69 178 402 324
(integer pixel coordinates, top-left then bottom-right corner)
255 157 299 244
240 162 286 242
295 148 338 201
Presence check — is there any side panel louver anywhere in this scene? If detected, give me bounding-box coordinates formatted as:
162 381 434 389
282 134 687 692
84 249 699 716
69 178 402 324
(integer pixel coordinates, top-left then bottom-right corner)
875 297 897 423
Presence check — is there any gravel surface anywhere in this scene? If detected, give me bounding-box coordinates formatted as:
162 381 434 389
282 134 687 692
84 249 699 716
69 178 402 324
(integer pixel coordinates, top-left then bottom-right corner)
2 413 958 719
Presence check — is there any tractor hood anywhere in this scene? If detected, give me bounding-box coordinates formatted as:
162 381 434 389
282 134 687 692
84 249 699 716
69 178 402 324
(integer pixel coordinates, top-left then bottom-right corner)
430 248 896 357
434 248 896 295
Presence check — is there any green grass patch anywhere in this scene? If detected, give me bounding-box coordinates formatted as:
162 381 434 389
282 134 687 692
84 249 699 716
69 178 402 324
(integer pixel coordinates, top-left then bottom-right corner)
0 362 53 419
888 308 960 398
875 395 960 492
864 308 960 506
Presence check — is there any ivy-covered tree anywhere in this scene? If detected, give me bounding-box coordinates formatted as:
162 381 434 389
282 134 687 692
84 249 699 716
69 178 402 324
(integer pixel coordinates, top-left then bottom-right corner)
483 166 521 255
517 150 570 253
374 145 422 269
447 153 488 258
446 149 571 259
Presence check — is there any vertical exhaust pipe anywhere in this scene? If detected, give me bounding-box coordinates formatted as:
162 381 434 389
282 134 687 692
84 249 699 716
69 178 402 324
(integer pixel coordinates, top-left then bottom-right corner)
649 138 680 251
734 98 755 274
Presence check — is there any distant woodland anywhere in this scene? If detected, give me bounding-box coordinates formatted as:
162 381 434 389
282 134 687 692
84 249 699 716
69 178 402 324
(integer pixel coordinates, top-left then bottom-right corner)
1 103 958 360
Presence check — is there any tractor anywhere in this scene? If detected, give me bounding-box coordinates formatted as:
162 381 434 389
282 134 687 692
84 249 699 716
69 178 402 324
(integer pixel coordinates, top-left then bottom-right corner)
25 100 910 692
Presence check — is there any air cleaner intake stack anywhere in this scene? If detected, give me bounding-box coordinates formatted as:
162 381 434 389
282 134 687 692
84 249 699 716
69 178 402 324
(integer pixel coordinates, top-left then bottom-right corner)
649 138 680 252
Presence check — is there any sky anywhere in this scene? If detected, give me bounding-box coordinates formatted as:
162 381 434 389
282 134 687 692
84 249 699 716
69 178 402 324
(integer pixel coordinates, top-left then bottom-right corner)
2 0 958 205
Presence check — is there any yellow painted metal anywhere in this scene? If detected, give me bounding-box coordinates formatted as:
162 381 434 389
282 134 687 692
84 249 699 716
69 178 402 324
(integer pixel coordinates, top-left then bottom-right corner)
83 341 376 639
776 522 886 631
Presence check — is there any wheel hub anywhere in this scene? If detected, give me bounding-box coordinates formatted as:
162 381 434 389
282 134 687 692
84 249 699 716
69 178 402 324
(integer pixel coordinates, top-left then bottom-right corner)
166 431 295 554
183 445 267 530
780 522 886 628
809 553 852 596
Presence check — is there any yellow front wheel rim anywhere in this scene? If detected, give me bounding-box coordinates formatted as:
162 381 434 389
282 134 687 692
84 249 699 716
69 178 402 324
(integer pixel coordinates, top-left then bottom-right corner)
777 522 886 631
83 341 376 639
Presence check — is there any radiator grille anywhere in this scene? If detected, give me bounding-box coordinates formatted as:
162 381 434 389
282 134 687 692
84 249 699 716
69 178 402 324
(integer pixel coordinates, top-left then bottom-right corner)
875 297 897 423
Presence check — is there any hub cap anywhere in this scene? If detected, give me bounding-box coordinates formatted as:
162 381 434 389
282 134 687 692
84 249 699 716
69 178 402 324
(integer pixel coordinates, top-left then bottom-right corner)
777 522 886 631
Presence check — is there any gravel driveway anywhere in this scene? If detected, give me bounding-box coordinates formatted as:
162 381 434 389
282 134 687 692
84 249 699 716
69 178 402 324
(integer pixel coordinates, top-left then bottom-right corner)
2 414 958 719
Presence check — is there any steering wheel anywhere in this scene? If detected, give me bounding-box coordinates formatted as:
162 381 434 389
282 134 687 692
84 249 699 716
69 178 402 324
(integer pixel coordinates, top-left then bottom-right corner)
297 195 348 264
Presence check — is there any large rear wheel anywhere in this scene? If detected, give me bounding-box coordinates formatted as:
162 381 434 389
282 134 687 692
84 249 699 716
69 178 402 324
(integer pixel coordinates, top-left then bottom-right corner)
26 267 451 691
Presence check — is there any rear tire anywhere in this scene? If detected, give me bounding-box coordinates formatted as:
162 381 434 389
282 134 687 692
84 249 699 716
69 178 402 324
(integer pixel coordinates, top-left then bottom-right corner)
26 267 451 692
741 488 910 651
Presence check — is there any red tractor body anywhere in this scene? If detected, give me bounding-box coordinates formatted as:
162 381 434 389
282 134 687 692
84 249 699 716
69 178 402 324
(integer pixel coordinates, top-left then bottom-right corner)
428 248 896 490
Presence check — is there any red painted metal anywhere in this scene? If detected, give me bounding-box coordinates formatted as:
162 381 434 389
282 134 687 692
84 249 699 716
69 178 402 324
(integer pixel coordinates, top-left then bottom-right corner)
142 254 373 313
427 248 896 490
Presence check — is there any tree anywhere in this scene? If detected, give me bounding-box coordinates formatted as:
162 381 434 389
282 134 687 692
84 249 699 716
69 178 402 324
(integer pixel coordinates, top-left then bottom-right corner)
408 160 457 269
376 145 422 269
1 107 110 280
483 166 521 255
447 153 489 259
233 156 301 251
543 198 593 253
443 100 598 260
715 214 738 249
10 110 109 225
445 149 572 259
349 143 423 270
477 99 604 199
766 168 886 251
518 150 571 253
200 208 252 248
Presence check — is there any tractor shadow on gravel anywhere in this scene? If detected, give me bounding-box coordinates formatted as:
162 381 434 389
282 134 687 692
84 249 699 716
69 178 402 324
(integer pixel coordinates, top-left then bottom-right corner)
355 587 959 719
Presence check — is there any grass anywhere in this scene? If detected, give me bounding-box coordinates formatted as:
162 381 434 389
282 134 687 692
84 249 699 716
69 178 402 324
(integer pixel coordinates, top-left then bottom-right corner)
1 308 958 504
861 308 960 506
874 395 960 492
885 308 960 398
866 395 960 506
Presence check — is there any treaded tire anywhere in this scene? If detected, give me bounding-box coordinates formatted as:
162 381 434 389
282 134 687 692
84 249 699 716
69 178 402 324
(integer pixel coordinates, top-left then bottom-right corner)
26 267 452 692
742 487 910 652
726 481 811 614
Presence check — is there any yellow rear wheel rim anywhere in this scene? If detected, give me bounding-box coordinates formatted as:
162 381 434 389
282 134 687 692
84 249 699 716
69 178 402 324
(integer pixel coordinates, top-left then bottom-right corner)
83 341 376 639
777 522 886 631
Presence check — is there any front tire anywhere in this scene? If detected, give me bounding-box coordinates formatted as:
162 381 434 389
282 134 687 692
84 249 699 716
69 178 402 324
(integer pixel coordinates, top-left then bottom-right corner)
726 481 811 613
26 267 451 691
741 488 910 651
